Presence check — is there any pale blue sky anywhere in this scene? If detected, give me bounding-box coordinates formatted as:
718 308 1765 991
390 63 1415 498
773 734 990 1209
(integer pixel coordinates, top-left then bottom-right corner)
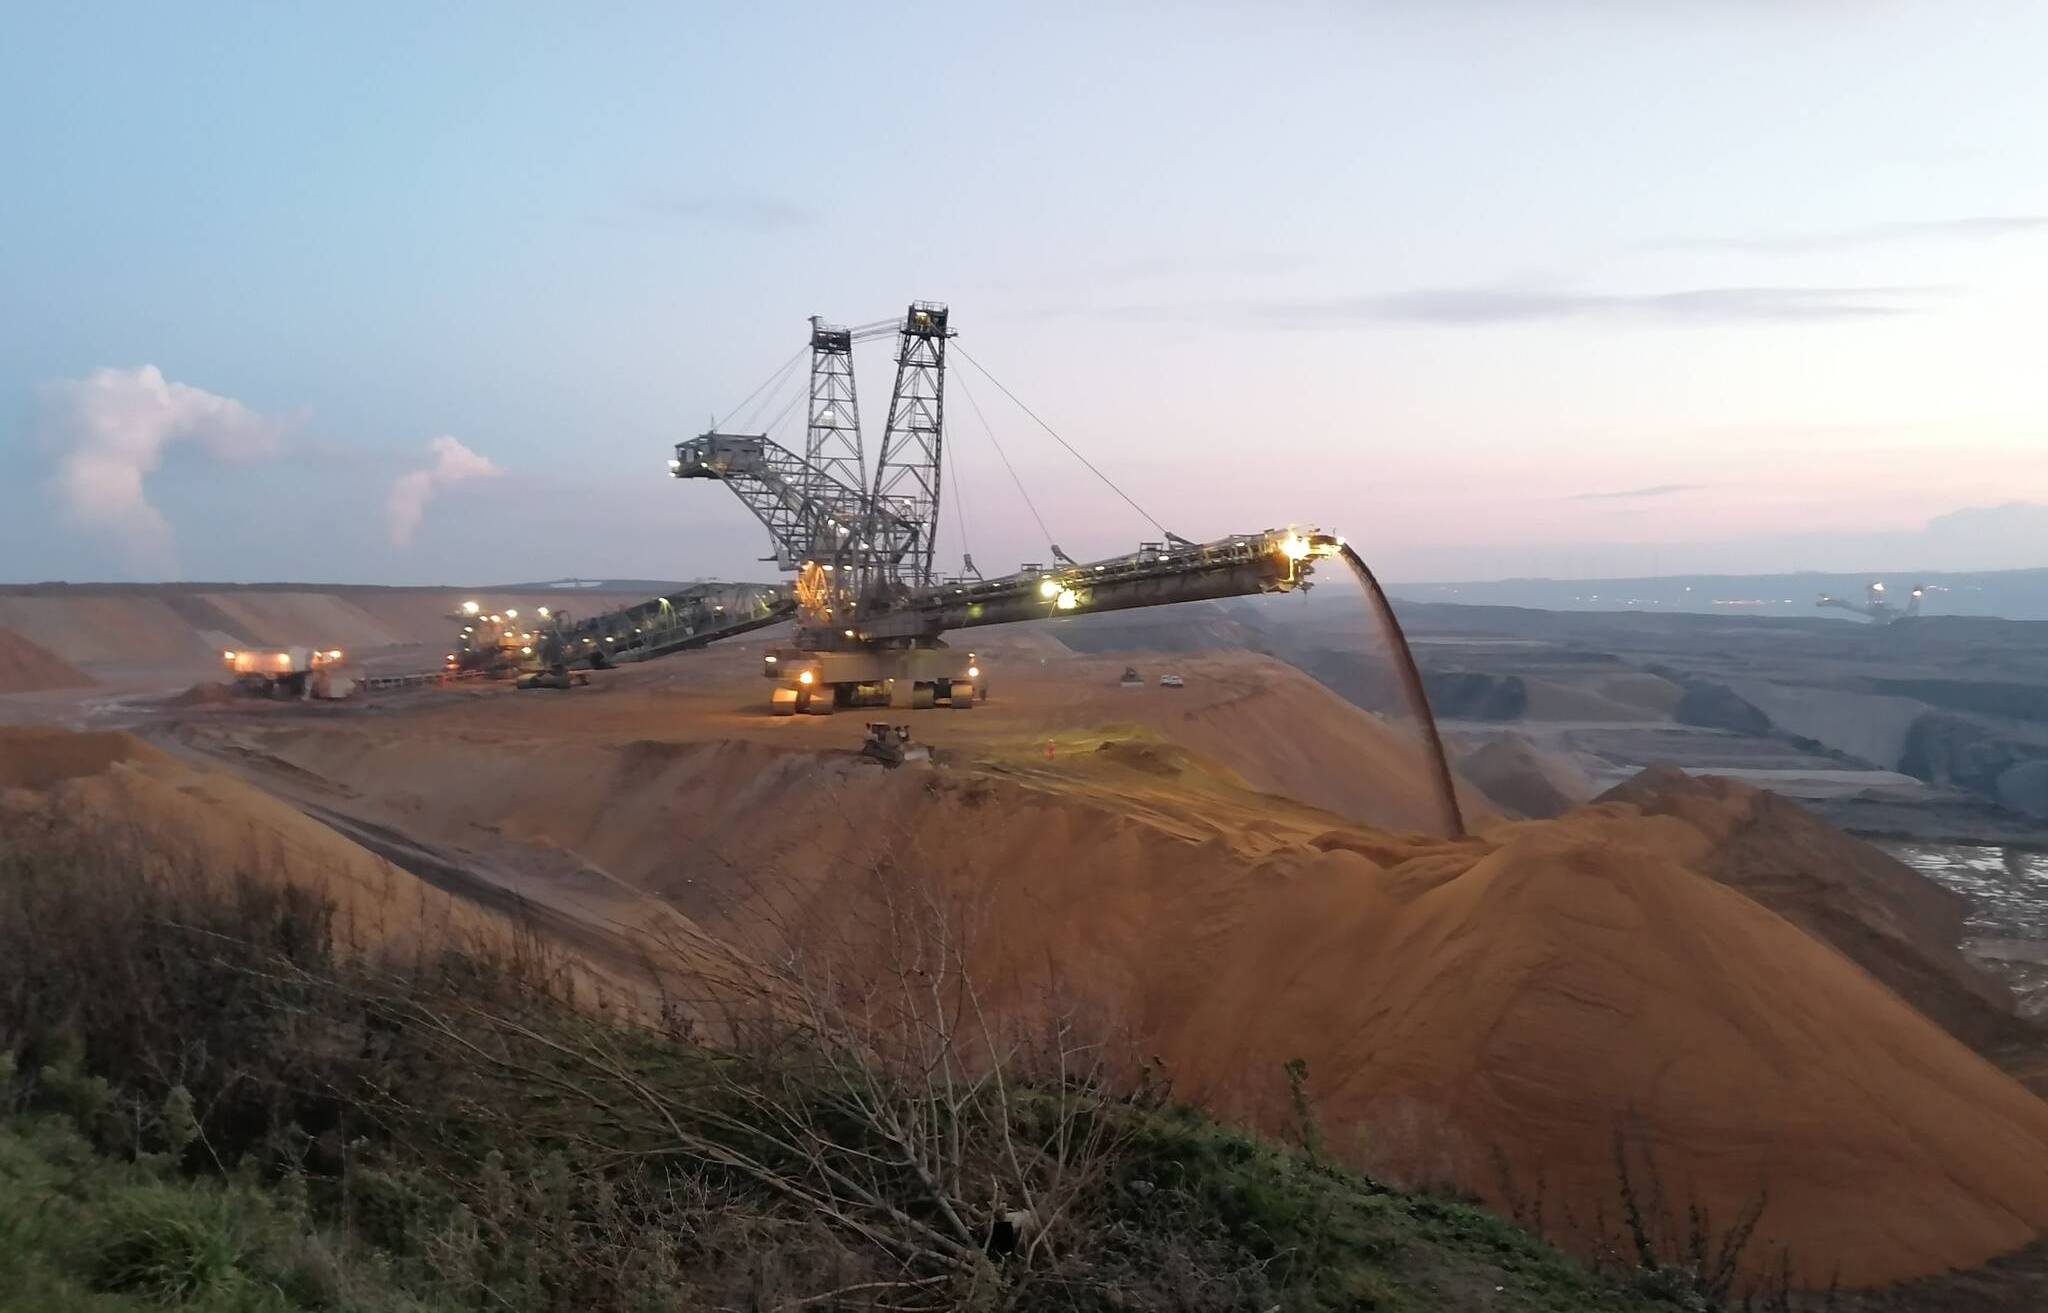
5 3 2046 584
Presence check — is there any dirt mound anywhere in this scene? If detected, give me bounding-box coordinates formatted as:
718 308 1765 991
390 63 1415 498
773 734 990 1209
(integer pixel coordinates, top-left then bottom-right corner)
0 726 169 788
1671 678 1774 734
201 704 2048 1286
1599 766 2027 1053
1588 671 1684 716
0 727 505 962
889 789 2048 1287
1520 677 1661 722
1424 671 1527 720
1455 736 1594 818
163 681 241 707
0 626 93 694
879 648 1482 833
704 756 2048 1285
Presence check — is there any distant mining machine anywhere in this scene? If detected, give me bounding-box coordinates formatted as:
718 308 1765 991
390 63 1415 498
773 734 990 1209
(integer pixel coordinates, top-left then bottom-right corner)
434 585 796 689
445 601 551 676
673 302 1344 715
222 646 352 698
1816 580 1923 624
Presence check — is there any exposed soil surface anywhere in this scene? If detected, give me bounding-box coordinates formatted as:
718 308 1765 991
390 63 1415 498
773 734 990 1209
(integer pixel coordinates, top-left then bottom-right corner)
8 641 2036 1288
9 580 2048 1293
0 627 93 694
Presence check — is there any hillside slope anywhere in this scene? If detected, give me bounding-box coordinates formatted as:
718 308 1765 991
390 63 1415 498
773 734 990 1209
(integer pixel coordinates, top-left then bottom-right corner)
0 626 93 694
171 681 2048 1287
1601 765 2027 1053
0 583 650 673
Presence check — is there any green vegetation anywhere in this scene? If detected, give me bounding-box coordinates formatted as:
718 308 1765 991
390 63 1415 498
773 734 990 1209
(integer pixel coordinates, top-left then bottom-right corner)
0 830 1699 1311
0 1111 438 1312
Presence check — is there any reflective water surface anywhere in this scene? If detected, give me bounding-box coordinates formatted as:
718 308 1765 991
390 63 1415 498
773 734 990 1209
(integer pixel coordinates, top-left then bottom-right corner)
1882 841 2048 1015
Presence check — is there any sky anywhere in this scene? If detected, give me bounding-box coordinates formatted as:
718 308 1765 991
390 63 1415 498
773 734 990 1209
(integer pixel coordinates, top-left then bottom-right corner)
4 3 2047 586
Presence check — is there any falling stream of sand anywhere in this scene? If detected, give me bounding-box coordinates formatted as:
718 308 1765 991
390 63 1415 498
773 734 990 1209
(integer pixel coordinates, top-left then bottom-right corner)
1339 543 1466 838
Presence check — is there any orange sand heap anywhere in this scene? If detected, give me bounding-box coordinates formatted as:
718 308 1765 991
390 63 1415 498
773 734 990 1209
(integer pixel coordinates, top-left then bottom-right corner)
0 725 167 788
0 626 94 694
1601 765 2027 1054
9 644 2048 1288
0 726 497 961
1455 734 1595 818
161 660 2048 1288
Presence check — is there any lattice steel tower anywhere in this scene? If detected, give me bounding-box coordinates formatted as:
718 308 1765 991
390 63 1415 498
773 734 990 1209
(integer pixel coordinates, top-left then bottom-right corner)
869 302 951 589
803 317 865 557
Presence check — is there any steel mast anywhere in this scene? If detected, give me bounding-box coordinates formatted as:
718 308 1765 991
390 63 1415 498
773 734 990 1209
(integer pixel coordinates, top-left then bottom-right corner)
802 316 865 550
868 303 951 593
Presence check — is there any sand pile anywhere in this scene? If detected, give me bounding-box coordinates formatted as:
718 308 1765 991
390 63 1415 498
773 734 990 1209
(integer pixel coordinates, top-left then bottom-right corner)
1167 811 2048 1286
0 727 502 959
1599 766 2027 1053
1588 670 1685 716
769 777 2048 1287
974 651 1488 831
0 725 170 788
0 627 93 694
209 702 2048 1286
1518 676 1664 721
164 681 241 708
1454 735 1594 818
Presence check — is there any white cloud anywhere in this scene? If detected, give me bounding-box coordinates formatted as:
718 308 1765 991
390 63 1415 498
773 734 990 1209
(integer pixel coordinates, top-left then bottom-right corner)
386 435 502 547
37 365 284 568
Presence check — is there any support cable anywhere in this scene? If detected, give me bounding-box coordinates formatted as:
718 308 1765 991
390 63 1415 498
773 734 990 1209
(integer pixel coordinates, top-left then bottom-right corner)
953 369 1055 556
955 345 1173 540
946 410 972 569
759 379 809 443
717 346 806 431
736 351 809 436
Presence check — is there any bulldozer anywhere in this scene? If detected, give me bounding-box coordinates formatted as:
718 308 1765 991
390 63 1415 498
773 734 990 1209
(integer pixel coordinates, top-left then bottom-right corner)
858 722 934 768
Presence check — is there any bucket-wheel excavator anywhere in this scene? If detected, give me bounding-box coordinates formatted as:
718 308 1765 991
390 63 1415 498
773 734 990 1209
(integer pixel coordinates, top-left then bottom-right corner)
669 302 1344 715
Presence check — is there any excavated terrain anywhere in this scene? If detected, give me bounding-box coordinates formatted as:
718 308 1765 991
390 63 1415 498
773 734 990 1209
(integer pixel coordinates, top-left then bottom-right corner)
5 630 2047 1291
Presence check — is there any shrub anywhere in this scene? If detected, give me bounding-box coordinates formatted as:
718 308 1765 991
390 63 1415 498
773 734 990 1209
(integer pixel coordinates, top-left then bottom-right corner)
89 1187 259 1304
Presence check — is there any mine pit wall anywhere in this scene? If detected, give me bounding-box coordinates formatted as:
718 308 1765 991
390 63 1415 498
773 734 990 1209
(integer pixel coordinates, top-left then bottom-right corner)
0 584 658 677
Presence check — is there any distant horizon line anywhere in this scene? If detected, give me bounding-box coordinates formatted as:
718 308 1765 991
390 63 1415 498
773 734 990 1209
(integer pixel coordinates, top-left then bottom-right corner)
4 564 2046 594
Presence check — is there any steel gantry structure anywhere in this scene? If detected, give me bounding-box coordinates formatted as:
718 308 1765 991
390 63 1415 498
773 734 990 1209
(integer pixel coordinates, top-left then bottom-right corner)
665 301 1344 715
